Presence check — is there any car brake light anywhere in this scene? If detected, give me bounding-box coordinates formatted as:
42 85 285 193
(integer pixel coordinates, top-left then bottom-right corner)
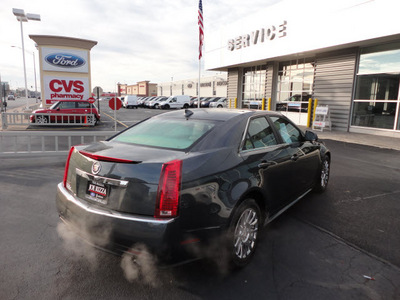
63 146 75 188
155 160 182 218
79 150 136 163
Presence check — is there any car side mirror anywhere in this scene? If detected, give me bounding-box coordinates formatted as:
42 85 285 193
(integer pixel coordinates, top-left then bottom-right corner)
304 130 318 142
56 108 60 111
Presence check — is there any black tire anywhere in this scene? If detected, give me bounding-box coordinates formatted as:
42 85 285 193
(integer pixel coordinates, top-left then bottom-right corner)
217 105 223 108
314 155 330 193
164 104 170 109
229 199 261 268
183 103 189 109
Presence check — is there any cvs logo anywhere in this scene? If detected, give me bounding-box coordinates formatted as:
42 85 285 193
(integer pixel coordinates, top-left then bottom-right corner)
50 80 84 93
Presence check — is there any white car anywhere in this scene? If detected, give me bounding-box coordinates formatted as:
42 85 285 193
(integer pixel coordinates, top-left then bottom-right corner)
122 95 139 109
159 95 191 109
209 98 227 108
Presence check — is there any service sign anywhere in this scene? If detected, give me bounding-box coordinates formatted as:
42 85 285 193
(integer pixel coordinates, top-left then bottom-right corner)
44 75 89 105
42 47 88 73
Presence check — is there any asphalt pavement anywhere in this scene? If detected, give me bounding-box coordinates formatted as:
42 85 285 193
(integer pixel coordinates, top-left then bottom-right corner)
1 98 400 299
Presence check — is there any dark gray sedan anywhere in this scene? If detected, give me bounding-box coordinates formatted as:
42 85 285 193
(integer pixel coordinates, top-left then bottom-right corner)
56 109 330 267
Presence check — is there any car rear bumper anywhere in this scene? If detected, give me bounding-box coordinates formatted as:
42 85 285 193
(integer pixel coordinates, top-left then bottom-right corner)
56 182 193 263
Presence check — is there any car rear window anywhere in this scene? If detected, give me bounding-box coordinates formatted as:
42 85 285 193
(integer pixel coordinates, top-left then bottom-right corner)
112 118 216 149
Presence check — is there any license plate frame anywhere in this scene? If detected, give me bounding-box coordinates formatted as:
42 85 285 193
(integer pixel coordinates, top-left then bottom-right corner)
86 181 109 204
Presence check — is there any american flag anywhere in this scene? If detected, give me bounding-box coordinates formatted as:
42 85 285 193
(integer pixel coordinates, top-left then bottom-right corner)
198 0 204 60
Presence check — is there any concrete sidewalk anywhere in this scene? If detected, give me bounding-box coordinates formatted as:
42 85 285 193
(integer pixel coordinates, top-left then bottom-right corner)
300 127 400 151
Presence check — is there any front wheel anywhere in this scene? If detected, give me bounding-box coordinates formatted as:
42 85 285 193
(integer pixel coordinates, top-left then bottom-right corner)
229 199 261 268
35 115 48 124
314 156 330 193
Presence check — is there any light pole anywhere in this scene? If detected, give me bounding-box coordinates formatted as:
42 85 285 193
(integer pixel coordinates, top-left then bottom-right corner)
12 8 40 109
11 46 38 103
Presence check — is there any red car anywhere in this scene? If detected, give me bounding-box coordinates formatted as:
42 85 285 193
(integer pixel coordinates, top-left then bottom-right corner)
30 100 100 125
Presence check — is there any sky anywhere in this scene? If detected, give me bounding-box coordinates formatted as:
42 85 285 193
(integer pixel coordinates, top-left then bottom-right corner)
1 0 280 92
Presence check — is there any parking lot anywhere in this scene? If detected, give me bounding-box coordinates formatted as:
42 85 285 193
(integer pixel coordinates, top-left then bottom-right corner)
1 99 400 299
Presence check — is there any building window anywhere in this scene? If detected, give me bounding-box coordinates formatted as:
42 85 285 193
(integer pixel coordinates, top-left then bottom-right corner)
352 46 400 131
276 58 314 113
241 65 266 109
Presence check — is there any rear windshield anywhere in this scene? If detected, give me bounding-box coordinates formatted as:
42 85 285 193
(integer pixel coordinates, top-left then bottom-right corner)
112 118 216 149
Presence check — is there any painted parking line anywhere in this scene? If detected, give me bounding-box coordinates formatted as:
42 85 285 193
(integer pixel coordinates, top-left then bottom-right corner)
102 111 129 128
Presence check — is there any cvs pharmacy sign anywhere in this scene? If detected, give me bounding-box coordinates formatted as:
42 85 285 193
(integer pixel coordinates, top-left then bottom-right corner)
44 76 89 105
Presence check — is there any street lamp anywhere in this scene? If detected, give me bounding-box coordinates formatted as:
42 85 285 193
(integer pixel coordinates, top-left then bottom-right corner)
11 46 38 103
12 8 41 109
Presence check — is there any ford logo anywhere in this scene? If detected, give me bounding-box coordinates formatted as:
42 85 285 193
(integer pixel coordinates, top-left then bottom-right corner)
45 53 86 68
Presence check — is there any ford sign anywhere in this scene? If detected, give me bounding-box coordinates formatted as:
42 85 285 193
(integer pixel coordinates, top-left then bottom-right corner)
45 53 86 68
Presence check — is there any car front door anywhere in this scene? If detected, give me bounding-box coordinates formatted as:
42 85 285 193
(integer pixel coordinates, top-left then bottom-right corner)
270 116 321 198
239 116 296 213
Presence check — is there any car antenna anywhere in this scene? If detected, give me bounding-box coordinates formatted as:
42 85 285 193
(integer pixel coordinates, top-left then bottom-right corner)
184 109 193 119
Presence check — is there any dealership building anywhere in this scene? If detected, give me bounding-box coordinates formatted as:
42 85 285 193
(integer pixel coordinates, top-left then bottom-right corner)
204 0 400 138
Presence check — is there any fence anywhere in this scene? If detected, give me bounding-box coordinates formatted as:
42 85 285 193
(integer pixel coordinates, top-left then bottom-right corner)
1 112 97 129
0 131 115 157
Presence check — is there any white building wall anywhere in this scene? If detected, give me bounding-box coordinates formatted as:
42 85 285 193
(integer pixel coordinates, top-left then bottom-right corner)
158 74 228 97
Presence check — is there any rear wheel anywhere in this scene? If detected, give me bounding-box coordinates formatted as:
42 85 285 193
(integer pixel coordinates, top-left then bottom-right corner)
86 115 97 126
164 104 170 109
314 156 330 192
183 103 189 109
229 199 261 268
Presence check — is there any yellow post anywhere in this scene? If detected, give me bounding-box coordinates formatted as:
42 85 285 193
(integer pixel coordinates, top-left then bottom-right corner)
234 98 238 109
313 98 318 122
261 98 265 110
267 98 271 111
307 98 312 127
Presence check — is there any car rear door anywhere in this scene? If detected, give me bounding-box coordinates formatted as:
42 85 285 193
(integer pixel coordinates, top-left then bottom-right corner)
76 101 92 122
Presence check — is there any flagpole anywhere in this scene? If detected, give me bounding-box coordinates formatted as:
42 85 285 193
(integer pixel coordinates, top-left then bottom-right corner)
198 59 201 108
198 0 203 109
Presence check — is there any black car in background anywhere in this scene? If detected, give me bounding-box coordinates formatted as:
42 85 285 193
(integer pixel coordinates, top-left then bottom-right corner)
56 109 330 267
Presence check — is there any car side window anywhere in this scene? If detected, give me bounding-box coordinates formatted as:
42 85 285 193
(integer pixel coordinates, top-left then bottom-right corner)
77 102 91 109
59 102 76 109
271 117 302 144
243 117 277 150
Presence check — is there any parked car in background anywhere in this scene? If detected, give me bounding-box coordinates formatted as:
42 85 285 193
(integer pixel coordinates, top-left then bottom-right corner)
7 95 15 101
57 109 330 267
209 97 227 108
30 100 100 125
159 95 191 109
276 94 312 113
201 97 223 107
148 96 168 109
122 95 139 109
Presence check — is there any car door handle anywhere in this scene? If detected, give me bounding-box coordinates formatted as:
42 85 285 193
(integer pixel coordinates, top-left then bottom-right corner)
258 161 276 169
291 154 299 161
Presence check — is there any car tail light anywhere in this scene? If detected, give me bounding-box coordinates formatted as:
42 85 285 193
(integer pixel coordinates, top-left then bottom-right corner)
79 150 136 163
155 160 182 218
63 146 75 188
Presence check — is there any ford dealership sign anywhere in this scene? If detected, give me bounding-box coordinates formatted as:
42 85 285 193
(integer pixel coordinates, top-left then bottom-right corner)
42 47 89 73
45 53 86 68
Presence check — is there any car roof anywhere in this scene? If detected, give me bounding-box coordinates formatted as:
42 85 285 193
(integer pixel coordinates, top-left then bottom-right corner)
154 108 282 121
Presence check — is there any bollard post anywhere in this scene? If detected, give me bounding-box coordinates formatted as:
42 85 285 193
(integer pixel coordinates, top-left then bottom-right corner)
261 98 266 110
267 98 271 111
307 98 312 127
313 98 318 123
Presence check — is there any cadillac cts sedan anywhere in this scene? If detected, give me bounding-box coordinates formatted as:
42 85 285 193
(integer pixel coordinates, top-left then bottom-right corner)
56 109 330 267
